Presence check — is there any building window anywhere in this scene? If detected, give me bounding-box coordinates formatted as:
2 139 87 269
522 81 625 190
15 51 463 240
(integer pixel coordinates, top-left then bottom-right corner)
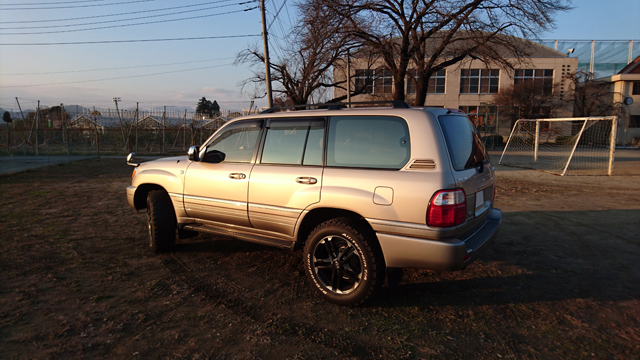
514 69 554 94
355 69 374 94
633 82 640 95
460 69 499 94
407 70 416 94
630 115 640 128
406 69 446 94
374 70 393 94
355 69 392 94
459 105 497 127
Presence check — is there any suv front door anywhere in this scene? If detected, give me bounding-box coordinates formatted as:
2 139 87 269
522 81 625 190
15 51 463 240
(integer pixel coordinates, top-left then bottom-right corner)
183 120 262 227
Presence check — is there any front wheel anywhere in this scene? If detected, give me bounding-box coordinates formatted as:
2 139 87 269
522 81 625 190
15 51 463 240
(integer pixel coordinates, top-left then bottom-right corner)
146 190 176 253
304 218 385 306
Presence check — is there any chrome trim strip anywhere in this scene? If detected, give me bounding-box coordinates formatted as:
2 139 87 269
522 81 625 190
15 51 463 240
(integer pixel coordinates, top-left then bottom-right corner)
367 218 433 231
248 213 296 227
249 203 301 215
183 194 246 208
475 181 494 193
168 192 183 199
192 219 295 242
183 205 248 219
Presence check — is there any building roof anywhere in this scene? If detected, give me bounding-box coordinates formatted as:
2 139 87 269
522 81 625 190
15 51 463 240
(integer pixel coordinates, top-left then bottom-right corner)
351 31 568 59
618 55 640 74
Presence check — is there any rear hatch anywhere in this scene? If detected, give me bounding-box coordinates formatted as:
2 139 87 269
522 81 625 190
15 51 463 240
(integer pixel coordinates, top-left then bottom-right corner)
437 113 495 235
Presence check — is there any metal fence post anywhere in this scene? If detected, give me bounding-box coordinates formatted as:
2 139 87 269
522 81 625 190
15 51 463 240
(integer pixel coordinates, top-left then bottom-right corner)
162 106 166 155
534 120 540 163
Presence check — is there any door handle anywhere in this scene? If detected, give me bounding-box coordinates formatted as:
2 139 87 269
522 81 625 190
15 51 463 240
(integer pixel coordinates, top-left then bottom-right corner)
229 173 246 180
296 177 317 185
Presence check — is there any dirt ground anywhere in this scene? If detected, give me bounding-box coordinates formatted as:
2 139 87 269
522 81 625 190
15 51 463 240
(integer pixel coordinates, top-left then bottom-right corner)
1 151 639 359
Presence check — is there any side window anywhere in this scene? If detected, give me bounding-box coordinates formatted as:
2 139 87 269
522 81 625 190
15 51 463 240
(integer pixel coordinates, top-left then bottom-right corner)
327 116 410 169
261 119 325 166
438 115 487 171
204 120 262 163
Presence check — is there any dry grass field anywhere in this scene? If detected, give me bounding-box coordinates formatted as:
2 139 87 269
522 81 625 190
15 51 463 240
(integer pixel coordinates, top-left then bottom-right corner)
1 152 639 359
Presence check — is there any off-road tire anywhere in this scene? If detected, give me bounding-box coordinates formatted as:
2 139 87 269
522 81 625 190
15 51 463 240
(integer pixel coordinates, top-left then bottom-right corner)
304 218 385 306
146 190 176 253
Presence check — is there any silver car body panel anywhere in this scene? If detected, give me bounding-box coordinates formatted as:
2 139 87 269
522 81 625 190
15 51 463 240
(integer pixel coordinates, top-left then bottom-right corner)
128 106 501 271
183 162 254 227
248 164 323 236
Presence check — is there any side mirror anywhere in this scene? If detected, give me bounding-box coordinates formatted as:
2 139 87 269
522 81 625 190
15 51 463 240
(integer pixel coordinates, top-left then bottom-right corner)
187 146 200 161
126 152 140 167
203 150 226 164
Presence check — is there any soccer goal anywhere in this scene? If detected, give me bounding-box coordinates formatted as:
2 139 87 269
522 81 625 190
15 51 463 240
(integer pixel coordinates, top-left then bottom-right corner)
499 117 617 176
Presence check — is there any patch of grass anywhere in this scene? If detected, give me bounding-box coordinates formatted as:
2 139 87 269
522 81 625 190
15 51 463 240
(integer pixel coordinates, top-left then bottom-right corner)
91 295 109 302
29 191 49 197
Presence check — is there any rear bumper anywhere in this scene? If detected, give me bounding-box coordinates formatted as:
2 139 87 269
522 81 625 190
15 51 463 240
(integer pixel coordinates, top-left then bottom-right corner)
376 208 502 270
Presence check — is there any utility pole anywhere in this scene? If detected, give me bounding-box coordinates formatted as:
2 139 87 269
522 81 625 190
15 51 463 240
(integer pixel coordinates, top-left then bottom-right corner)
113 97 126 152
15 97 26 129
259 0 273 108
93 106 100 155
136 102 139 154
347 49 351 107
15 98 27 155
162 106 166 154
35 101 39 155
62 103 70 156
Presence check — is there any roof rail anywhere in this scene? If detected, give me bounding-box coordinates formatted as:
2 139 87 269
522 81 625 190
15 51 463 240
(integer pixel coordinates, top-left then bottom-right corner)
259 100 411 114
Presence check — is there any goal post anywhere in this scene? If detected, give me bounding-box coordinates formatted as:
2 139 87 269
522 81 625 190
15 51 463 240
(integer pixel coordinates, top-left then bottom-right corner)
499 117 617 176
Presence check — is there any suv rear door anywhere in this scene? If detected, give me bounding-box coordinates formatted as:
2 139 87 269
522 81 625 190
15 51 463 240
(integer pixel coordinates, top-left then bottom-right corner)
247 118 325 236
437 114 494 231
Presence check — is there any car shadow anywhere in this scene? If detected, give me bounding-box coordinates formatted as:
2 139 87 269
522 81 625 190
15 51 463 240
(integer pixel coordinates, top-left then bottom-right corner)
169 209 639 307
370 208 640 308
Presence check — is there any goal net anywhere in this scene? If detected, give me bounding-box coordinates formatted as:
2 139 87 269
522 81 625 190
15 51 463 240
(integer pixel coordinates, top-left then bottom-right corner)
498 117 617 176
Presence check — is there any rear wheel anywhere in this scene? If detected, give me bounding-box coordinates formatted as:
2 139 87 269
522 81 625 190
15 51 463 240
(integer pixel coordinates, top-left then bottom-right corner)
304 218 385 306
146 190 176 253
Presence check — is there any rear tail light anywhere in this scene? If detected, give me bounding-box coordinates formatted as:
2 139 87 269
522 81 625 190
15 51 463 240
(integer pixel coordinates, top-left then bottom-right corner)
427 189 466 227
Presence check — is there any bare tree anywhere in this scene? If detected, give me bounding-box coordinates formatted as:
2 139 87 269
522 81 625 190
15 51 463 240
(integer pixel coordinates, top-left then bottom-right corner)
494 81 564 121
569 70 622 117
236 1 356 105
318 0 570 106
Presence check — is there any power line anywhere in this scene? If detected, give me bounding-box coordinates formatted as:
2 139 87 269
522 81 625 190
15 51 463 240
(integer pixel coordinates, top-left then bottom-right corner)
1 0 114 5
0 34 261 46
1 7 259 35
268 0 288 31
1 57 235 76
0 63 236 88
1 0 235 25
1 1 255 30
0 0 156 11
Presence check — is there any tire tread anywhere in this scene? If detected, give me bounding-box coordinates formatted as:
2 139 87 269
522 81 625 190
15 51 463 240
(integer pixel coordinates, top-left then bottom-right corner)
304 217 385 306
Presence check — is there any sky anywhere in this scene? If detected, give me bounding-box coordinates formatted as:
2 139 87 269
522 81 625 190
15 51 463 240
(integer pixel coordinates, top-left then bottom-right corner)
0 0 639 114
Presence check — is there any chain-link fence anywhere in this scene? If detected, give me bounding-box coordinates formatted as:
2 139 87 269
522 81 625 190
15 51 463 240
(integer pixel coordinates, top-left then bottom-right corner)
0 120 226 156
461 105 534 150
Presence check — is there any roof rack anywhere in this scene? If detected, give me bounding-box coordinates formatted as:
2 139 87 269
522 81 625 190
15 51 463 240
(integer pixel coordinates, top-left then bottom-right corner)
259 100 411 114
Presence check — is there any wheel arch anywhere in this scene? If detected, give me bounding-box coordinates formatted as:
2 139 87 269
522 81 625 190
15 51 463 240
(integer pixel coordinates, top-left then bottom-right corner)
133 183 167 211
295 208 375 245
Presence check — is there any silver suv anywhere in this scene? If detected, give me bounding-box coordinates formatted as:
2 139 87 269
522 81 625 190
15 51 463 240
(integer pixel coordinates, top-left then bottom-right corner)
126 102 502 306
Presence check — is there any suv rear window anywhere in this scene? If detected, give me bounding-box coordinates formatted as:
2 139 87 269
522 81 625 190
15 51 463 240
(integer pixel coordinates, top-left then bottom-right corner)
438 115 487 171
327 116 410 169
